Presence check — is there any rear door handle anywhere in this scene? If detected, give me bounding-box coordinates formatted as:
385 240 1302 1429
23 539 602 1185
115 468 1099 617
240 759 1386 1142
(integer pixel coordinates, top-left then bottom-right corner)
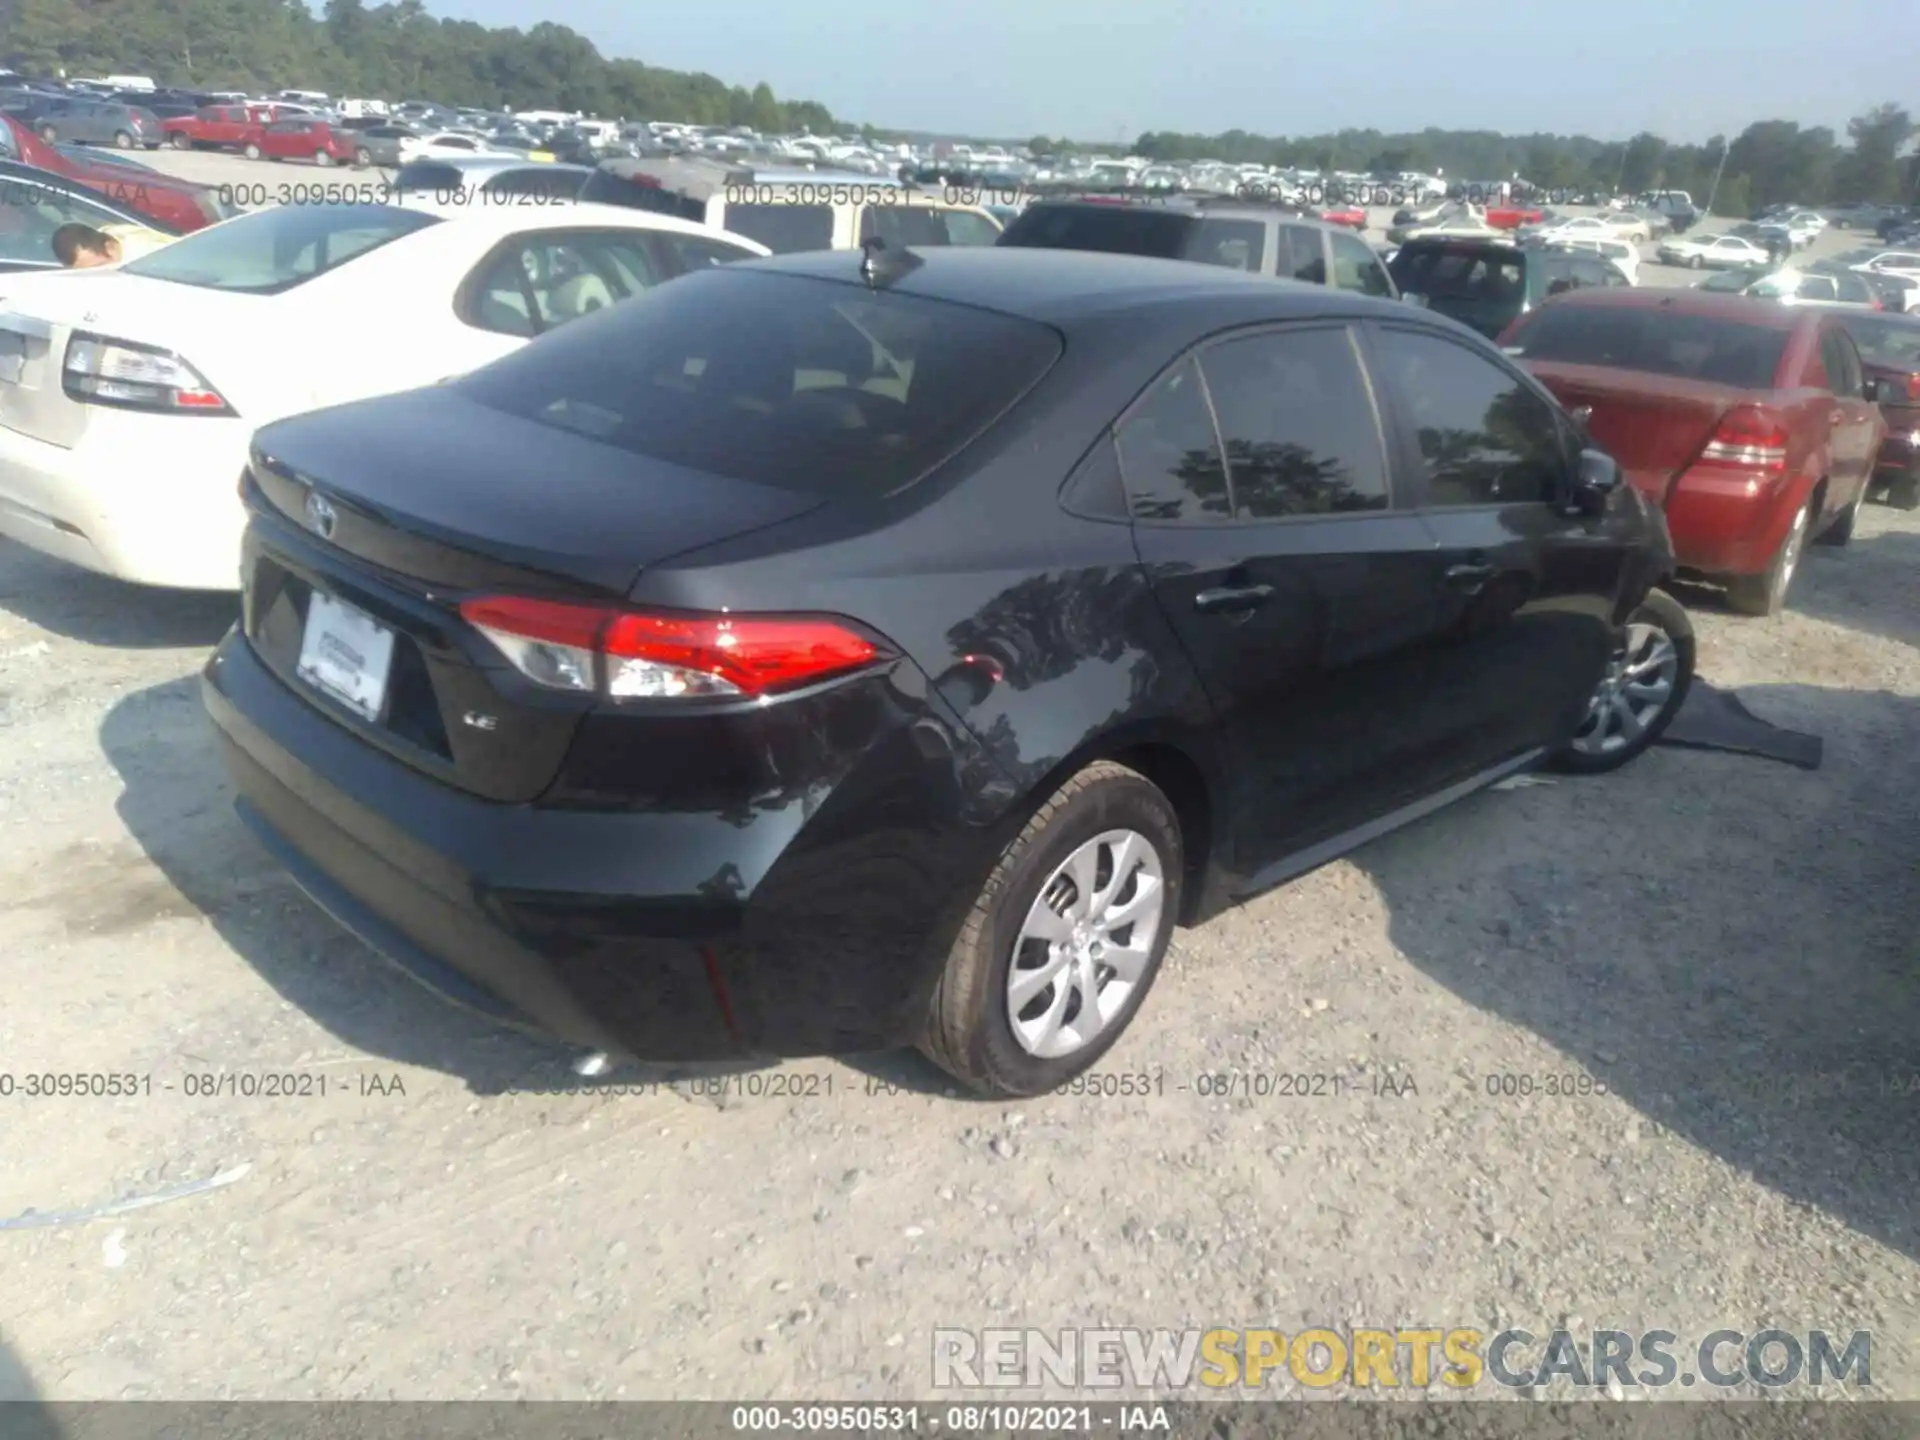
1444 563 1497 588
1193 583 1275 614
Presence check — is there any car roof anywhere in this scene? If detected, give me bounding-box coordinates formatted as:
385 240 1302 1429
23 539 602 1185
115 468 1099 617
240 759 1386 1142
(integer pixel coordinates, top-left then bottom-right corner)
737 245 1405 326
1535 287 1809 330
1011 195 1358 236
380 197 766 248
397 154 586 178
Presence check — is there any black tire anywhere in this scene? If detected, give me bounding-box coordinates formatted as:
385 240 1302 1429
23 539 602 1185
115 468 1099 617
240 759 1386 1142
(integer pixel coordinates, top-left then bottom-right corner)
919 761 1184 1098
1887 473 1920 511
1689 254 1703 269
353 148 371 168
1725 492 1813 616
112 130 132 149
1550 588 1695 775
171 131 191 149
313 149 333 167
1815 487 1862 546
242 141 261 160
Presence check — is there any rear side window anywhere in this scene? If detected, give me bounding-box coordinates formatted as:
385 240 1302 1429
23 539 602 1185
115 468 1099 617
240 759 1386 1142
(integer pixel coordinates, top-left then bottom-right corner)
1280 225 1325 283
1503 305 1790 388
1836 315 1920 367
1391 247 1523 301
456 269 1063 498
997 204 1192 259
463 229 663 338
1330 230 1393 297
1114 356 1231 522
724 202 833 253
121 203 441 294
657 231 760 270
861 206 952 248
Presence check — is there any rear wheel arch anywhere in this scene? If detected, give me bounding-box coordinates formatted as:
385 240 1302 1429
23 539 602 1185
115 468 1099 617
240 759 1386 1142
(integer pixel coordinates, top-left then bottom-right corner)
993 731 1223 927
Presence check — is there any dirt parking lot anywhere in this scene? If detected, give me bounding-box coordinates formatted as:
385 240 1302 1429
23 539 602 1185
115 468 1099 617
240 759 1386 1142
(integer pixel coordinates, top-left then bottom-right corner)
0 153 1916 1404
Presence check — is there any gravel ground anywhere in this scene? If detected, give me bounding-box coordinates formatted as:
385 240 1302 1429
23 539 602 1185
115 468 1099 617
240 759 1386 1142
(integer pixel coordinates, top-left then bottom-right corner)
0 150 1915 1403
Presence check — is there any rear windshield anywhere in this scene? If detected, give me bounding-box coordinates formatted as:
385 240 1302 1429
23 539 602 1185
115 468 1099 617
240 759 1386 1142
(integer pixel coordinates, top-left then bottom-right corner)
1835 315 1920 368
1505 305 1790 388
391 160 465 194
120 203 441 294
456 268 1063 498
1388 246 1524 299
577 169 707 223
996 204 1193 259
722 203 834 253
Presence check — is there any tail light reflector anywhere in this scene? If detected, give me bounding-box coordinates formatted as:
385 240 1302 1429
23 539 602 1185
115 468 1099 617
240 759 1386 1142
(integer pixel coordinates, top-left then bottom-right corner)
1905 371 1920 402
458 596 886 700
1694 406 1790 474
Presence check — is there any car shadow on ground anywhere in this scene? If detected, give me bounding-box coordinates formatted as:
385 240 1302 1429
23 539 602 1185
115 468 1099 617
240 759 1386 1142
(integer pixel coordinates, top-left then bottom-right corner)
1350 679 1920 1264
0 540 236 649
1668 523 1920 651
0 1335 61 1438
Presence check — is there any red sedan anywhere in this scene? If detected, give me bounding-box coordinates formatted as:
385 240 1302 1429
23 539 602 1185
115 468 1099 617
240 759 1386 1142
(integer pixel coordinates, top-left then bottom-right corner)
1319 205 1367 230
243 119 362 167
1501 289 1885 614
2 117 231 231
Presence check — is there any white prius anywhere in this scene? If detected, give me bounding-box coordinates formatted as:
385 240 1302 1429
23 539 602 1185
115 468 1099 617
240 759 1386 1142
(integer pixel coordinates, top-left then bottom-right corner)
0 200 768 589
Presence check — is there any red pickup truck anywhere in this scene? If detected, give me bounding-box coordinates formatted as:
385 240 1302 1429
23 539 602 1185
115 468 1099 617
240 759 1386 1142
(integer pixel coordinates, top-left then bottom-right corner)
162 104 284 153
1500 288 1886 615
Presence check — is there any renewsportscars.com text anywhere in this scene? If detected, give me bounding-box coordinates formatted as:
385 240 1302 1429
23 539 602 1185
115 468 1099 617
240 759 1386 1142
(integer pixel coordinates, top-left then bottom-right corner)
932 1327 1871 1391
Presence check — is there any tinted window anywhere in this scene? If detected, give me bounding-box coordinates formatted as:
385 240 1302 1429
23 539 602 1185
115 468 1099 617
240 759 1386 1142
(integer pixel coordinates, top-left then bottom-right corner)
1281 225 1325 282
1502 305 1789 388
1114 356 1230 521
121 203 442 294
392 160 465 194
1198 328 1389 518
577 169 708 223
997 204 1191 259
1330 230 1392 297
1390 247 1523 301
1371 327 1565 506
723 202 833 253
1187 217 1265 273
457 269 1062 498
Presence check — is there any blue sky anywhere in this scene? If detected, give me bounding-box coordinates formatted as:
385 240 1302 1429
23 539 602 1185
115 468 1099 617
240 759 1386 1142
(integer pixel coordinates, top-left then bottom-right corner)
435 0 1911 144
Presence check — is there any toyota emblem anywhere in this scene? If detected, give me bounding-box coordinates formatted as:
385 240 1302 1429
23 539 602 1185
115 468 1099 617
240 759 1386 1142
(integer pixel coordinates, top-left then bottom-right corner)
304 489 337 539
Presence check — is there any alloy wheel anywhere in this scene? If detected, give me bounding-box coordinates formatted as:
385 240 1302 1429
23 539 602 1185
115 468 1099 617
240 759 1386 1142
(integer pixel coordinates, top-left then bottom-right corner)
1571 621 1681 757
1773 500 1810 605
1006 829 1165 1059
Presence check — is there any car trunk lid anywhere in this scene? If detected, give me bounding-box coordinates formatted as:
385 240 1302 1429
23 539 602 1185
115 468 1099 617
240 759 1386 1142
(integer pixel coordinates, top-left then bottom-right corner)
241 385 827 803
1526 360 1752 504
0 271 259 448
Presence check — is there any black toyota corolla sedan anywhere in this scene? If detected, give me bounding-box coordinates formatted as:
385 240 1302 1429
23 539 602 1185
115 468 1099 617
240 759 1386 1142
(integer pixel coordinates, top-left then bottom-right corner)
202 245 1691 1098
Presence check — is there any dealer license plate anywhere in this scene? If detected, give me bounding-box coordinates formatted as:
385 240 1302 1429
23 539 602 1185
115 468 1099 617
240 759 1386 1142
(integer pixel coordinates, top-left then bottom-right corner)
296 591 394 722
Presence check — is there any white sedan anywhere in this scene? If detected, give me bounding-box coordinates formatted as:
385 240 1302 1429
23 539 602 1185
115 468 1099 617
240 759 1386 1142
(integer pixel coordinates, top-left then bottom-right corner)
0 202 768 589
1656 232 1771 269
396 131 506 163
1530 213 1649 244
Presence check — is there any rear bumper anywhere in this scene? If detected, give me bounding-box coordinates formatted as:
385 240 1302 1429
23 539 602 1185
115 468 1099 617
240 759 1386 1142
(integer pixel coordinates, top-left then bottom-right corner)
1664 471 1801 578
201 626 1001 1063
1875 428 1919 479
0 411 249 588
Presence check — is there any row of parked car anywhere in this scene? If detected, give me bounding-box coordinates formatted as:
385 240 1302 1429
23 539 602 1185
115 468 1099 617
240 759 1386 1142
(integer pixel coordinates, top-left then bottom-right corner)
0 153 1913 1095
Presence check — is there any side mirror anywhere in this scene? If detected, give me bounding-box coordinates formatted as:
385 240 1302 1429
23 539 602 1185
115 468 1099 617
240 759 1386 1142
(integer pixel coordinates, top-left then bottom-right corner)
1568 446 1618 516
1568 405 1594 437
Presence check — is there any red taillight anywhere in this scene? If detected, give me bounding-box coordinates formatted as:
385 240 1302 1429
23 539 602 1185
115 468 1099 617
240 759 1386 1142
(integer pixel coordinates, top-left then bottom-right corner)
1907 372 1920 402
1695 406 1790 474
458 595 885 700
